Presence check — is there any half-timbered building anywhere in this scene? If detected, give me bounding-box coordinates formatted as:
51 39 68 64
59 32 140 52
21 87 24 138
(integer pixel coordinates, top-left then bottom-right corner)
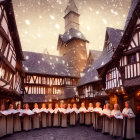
112 0 140 132
23 51 79 108
0 0 24 108
96 27 124 109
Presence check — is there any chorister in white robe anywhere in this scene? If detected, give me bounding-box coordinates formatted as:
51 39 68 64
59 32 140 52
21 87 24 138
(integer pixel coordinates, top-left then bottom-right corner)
53 108 61 127
110 110 123 137
14 109 22 132
92 109 96 129
47 108 53 127
122 108 135 139
22 109 33 131
6 109 17 135
0 111 7 137
60 108 67 128
102 109 111 134
32 108 41 129
40 108 48 128
70 108 79 126
79 107 86 124
66 107 71 125
85 107 94 126
94 107 103 130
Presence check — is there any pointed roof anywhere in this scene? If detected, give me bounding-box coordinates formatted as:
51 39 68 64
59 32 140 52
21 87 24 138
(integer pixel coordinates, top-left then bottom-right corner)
78 27 123 87
65 0 79 15
124 0 140 30
59 28 88 43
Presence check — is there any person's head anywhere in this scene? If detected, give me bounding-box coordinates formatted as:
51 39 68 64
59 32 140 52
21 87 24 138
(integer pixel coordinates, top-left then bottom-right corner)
106 103 110 109
48 103 52 108
17 104 21 110
73 103 77 108
125 101 130 108
60 103 64 108
96 102 101 108
89 103 93 107
67 104 71 108
114 104 120 110
1 104 5 111
24 104 29 109
34 103 38 109
42 103 46 108
103 105 106 109
81 102 85 107
9 104 13 109
55 103 59 108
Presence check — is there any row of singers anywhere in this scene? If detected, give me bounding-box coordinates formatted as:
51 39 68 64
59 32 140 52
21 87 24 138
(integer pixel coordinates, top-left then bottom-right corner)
0 101 135 139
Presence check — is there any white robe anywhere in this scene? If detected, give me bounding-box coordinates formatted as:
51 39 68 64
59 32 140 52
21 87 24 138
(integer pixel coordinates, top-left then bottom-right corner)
60 108 67 127
6 109 17 135
32 108 40 129
14 109 22 132
102 109 111 133
0 111 7 137
122 108 135 139
85 107 94 125
79 107 86 124
94 107 103 130
110 110 123 137
22 109 33 131
40 108 48 128
47 108 53 127
53 108 61 127
70 108 79 126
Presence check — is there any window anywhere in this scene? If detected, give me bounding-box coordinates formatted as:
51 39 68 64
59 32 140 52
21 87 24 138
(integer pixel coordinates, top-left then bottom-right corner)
128 54 137 65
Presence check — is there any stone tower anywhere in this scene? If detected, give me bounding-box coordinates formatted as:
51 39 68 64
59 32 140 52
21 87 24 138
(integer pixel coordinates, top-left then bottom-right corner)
57 0 88 74
64 0 80 32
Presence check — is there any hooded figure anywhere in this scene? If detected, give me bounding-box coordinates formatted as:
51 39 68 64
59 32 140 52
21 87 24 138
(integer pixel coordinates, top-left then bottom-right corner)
85 103 94 126
110 104 123 137
32 103 40 129
22 104 33 131
6 104 17 135
60 104 67 127
70 103 79 126
14 104 22 132
40 104 48 128
94 102 103 131
102 103 111 134
53 103 61 127
79 103 86 125
0 104 6 137
122 101 135 139
47 103 53 127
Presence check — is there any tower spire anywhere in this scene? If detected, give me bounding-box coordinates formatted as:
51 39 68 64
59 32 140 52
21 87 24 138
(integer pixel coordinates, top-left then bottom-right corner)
65 0 79 15
64 0 80 32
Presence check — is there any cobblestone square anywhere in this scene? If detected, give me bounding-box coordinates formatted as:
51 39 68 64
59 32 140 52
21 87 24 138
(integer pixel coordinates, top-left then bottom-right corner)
1 125 140 140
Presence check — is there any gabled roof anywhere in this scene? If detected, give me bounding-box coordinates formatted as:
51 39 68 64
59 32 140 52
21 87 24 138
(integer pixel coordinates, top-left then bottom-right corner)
124 0 140 30
23 87 76 103
23 51 79 78
4 0 24 60
113 0 140 59
96 27 123 70
65 0 79 16
59 28 88 44
88 50 102 63
78 27 123 86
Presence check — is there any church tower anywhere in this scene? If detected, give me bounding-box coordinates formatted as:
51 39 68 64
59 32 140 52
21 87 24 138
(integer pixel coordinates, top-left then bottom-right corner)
57 0 88 74
64 0 80 31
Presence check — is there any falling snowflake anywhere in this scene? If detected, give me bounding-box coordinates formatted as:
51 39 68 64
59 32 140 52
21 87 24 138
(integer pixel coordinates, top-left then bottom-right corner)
25 19 30 25
55 24 60 29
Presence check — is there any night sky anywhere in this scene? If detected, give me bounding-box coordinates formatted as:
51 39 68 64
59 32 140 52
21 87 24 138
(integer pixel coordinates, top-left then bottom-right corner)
12 0 131 55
